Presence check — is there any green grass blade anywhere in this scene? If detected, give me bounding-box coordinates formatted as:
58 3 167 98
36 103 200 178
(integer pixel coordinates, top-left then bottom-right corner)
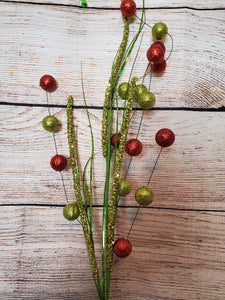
81 64 94 236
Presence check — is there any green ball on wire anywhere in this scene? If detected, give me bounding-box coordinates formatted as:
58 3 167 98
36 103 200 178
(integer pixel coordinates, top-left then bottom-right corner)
135 186 154 206
133 84 148 101
118 82 129 99
152 22 168 40
63 203 80 221
42 115 59 132
118 178 131 197
138 92 155 109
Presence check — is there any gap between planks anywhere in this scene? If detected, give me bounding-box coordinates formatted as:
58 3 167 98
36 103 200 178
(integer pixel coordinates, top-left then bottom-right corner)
1 102 225 112
1 203 225 213
0 0 225 11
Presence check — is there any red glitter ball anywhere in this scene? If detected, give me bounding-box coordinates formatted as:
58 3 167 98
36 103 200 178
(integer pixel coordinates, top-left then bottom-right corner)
155 128 175 147
120 0 136 17
125 139 142 156
147 43 165 63
152 42 166 55
40 74 57 92
111 133 121 148
113 238 132 258
50 155 67 171
151 59 167 74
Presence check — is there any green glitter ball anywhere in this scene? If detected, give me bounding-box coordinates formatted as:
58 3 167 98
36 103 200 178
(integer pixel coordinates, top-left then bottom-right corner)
152 22 168 40
135 186 154 206
118 178 131 197
63 203 80 221
42 115 59 132
133 84 148 101
138 92 155 109
118 82 129 99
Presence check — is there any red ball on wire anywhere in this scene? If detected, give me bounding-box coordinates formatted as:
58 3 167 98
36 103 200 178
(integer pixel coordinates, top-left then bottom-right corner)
40 74 57 92
155 128 175 147
113 238 132 258
111 133 121 148
152 42 166 55
151 59 167 74
120 0 136 18
125 139 142 156
50 154 67 171
147 43 165 64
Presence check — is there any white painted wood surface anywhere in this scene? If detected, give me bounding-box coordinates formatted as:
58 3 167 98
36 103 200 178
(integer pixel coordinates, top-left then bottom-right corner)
1 3 224 107
0 207 225 299
1 105 225 210
5 0 225 9
0 0 225 299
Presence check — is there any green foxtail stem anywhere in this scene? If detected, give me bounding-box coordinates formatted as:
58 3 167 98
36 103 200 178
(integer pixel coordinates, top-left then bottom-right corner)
67 96 100 282
106 76 138 273
101 17 129 158
101 16 130 298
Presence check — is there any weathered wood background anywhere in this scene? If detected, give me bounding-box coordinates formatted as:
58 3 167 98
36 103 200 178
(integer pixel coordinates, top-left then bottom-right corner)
0 0 225 299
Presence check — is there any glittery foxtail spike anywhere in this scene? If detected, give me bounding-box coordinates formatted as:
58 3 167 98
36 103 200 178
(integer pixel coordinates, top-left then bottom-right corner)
101 17 129 158
106 77 138 272
67 96 98 277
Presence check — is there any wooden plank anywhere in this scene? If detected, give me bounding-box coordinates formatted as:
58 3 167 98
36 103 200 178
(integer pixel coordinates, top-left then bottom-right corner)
1 3 224 108
1 1 224 299
5 0 225 9
115 208 225 299
0 206 225 299
1 105 225 210
0 206 100 299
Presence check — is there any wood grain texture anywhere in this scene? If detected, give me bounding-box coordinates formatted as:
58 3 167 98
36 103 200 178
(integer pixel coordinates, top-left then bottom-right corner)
1 3 224 108
1 0 225 299
1 105 225 210
0 206 225 299
4 0 225 9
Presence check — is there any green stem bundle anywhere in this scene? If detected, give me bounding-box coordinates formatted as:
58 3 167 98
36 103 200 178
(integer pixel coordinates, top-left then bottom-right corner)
66 2 146 299
67 96 101 295
101 16 130 298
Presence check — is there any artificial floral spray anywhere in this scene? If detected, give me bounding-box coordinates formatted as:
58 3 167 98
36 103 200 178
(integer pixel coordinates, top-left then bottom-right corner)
40 0 175 299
